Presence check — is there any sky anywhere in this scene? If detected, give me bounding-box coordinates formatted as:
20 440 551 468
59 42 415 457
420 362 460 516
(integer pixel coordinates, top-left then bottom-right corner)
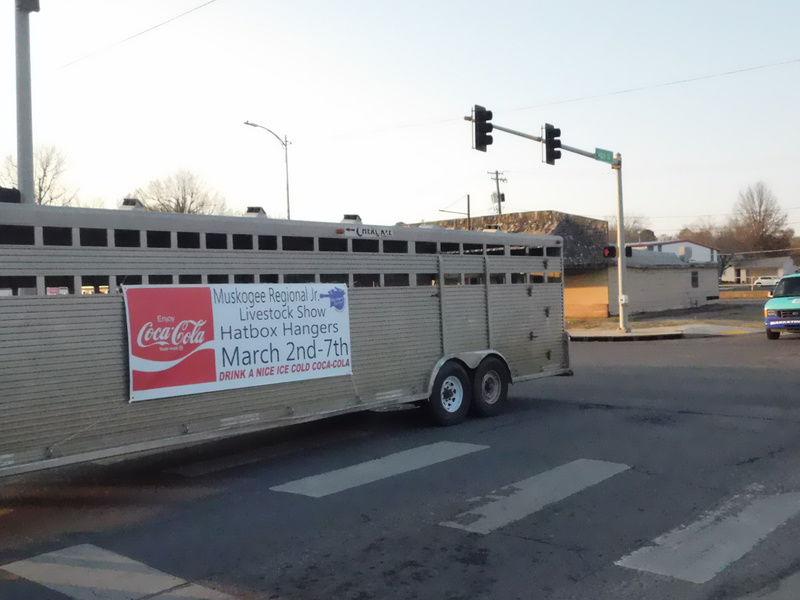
1 0 799 235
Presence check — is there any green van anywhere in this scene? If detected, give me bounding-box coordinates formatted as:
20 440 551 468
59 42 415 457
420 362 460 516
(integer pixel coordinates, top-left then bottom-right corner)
763 273 800 339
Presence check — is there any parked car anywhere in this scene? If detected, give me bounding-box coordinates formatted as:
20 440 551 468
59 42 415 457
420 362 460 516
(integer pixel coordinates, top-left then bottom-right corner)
752 276 780 289
763 274 800 339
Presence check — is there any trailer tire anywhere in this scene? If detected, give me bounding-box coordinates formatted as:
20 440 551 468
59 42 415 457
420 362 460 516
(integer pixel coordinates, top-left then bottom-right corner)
470 357 509 417
427 362 472 426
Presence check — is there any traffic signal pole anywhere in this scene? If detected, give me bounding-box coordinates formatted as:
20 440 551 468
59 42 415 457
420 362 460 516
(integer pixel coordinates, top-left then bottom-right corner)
612 153 629 332
465 115 631 331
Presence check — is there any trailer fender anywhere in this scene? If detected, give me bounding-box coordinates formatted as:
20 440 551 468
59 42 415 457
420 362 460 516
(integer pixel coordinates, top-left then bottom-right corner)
426 351 512 397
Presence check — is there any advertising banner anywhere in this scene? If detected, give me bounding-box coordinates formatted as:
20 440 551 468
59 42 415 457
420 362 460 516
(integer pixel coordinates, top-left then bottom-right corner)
123 284 352 402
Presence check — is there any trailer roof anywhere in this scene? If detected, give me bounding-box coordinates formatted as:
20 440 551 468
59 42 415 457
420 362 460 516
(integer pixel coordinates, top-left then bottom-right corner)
0 203 562 246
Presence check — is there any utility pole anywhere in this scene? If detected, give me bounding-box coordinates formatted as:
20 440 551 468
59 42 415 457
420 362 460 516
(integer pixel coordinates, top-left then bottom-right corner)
15 0 39 205
438 194 472 229
488 170 506 215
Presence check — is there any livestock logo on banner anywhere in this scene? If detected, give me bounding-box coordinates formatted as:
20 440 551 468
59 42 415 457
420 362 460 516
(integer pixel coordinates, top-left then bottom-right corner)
123 284 352 402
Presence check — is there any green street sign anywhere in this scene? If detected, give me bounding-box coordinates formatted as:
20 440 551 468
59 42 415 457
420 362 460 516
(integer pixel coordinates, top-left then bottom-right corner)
595 148 614 164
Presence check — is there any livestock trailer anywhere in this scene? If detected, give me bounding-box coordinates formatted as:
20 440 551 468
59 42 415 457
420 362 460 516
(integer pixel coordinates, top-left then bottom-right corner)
0 202 570 476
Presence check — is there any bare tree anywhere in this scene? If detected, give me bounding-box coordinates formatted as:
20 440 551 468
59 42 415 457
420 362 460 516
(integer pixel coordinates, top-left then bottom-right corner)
1 146 77 205
607 215 651 242
677 185 794 275
637 228 657 242
134 170 226 215
729 182 793 250
677 218 718 249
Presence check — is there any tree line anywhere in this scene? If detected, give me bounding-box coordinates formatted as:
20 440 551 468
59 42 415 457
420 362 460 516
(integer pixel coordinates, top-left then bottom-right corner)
1 146 230 215
608 182 794 258
678 182 794 254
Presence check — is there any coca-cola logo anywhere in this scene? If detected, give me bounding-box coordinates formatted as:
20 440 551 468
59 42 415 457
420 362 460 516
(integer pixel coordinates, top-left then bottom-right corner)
125 286 217 393
136 318 208 349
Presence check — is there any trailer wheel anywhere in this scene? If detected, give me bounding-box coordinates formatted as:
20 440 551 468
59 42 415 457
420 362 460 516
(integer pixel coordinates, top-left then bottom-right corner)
427 362 472 426
470 357 509 417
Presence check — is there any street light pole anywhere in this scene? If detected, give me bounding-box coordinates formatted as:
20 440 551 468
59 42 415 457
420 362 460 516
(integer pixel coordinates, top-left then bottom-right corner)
15 0 39 205
283 135 290 221
244 120 291 220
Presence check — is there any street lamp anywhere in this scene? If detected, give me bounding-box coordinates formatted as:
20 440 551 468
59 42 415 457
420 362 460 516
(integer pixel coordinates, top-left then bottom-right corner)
244 120 291 220
16 0 40 204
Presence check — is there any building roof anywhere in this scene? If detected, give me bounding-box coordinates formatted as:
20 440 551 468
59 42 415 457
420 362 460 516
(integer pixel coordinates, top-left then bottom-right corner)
427 210 609 268
627 251 689 267
627 239 719 251
611 251 717 269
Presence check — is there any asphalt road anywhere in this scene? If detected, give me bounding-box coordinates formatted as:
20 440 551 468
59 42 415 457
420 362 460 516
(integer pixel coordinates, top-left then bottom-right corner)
2 332 800 600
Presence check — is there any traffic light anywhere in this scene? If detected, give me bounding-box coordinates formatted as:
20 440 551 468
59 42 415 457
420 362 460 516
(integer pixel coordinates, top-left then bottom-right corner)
473 105 493 152
544 123 562 165
603 245 632 258
16 0 40 11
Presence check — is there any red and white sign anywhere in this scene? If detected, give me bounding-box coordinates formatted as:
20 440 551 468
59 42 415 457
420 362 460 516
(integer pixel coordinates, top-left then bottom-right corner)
123 284 352 402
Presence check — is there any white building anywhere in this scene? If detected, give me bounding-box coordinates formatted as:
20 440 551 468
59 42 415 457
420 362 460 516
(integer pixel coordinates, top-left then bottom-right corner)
720 256 797 284
627 239 719 263
567 251 720 317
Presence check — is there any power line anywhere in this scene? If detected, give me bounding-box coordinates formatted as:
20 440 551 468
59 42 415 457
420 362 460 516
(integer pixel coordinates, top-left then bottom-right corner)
587 206 800 221
439 195 469 211
332 55 800 139
719 247 800 256
59 0 223 70
507 56 800 113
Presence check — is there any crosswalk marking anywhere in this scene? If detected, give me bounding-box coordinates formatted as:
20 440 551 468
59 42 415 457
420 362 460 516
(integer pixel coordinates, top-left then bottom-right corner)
616 485 800 584
0 544 233 600
270 441 489 498
440 458 630 534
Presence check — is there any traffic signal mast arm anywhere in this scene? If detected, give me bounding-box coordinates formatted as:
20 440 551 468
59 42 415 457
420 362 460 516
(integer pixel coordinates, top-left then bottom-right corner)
463 116 605 163
463 111 630 332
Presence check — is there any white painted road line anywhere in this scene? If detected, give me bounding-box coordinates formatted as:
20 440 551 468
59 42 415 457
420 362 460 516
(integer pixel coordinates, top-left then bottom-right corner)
0 544 233 600
616 486 800 584
440 458 630 535
270 441 489 498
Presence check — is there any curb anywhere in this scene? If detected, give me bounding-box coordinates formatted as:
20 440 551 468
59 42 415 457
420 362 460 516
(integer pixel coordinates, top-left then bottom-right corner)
569 328 761 342
569 332 684 342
